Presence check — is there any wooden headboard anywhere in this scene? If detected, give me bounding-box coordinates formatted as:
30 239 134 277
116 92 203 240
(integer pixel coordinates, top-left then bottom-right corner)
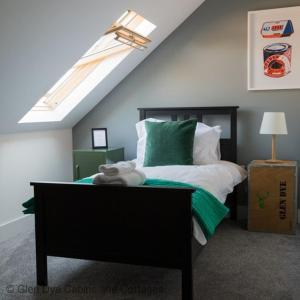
138 106 239 163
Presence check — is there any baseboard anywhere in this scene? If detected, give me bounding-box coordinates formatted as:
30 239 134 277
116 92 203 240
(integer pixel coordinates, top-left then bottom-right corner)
0 215 34 243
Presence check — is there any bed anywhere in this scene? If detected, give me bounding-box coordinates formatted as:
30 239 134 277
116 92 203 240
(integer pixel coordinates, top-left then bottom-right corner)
32 106 241 300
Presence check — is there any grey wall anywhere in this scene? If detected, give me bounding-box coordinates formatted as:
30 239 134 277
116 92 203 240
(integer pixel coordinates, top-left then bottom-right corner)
73 0 300 207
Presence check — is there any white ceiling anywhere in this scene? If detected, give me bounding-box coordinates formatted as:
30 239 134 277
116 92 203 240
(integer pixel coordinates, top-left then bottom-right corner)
0 0 205 134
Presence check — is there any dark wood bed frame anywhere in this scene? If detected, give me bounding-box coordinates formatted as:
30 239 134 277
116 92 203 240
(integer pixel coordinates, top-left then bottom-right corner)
32 106 239 300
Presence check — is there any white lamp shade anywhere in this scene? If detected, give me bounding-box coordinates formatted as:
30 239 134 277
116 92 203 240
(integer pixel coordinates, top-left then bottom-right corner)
260 112 288 135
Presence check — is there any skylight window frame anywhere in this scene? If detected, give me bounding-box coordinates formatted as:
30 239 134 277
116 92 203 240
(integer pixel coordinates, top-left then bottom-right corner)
19 10 156 124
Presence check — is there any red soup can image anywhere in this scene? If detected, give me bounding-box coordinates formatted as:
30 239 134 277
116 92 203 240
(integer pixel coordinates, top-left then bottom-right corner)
263 43 292 78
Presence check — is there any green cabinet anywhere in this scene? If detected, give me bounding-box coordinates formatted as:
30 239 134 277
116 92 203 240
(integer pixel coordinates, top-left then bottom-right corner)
73 148 124 180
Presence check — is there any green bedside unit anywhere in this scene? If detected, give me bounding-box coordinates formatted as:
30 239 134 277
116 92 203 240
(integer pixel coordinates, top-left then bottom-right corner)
73 148 124 180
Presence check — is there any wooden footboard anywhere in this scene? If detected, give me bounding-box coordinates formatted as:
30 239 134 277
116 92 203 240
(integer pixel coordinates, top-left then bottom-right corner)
32 182 195 299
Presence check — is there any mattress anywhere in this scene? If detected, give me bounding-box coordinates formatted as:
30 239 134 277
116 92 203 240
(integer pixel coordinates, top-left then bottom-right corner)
135 160 247 245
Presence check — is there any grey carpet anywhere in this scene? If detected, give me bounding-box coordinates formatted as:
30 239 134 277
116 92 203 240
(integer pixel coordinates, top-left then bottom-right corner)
0 220 299 300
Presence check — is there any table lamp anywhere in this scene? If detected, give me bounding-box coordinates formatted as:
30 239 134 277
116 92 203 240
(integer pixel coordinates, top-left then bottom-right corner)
259 112 288 163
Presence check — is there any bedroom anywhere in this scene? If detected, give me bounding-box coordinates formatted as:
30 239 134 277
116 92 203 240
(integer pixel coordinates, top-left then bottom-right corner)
0 0 300 299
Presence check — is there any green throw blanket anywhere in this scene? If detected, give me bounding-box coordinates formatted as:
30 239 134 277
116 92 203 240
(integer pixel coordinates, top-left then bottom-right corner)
22 178 228 239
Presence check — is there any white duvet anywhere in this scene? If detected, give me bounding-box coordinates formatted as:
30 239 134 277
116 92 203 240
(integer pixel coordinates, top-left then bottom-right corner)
136 160 247 245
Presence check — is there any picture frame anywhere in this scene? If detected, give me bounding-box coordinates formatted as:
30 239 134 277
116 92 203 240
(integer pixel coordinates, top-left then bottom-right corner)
248 6 300 90
91 128 108 149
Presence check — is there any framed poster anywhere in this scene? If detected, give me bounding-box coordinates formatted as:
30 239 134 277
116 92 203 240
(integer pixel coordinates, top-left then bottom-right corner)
248 6 300 90
91 128 108 149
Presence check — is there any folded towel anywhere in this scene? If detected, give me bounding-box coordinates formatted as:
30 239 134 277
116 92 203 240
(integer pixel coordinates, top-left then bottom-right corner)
99 161 136 176
93 169 146 186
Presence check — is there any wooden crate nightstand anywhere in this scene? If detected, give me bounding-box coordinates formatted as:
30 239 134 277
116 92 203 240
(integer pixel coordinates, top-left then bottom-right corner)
73 148 124 180
248 160 297 234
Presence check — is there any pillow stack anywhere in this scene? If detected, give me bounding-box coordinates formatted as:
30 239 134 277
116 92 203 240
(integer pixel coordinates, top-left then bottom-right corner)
136 118 222 167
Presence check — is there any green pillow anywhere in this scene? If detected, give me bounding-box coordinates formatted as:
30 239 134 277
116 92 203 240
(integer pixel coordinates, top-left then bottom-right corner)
144 119 197 167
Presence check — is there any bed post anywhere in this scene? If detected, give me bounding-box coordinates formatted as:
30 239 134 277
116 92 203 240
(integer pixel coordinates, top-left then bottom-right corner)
181 199 193 300
34 187 48 286
182 254 193 300
229 190 237 220
230 106 238 220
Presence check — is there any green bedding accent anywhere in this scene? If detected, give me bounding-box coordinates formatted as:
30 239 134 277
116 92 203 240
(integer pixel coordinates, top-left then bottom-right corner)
75 177 94 184
144 179 229 239
22 177 228 239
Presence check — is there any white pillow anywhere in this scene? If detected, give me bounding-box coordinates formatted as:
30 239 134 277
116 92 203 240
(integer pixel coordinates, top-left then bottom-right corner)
193 122 222 165
136 118 222 166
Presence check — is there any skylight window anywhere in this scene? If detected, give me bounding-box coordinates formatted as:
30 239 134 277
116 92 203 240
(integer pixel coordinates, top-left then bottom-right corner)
19 10 156 123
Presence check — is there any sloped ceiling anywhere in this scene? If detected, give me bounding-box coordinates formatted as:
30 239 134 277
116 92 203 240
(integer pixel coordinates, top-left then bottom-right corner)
0 0 205 134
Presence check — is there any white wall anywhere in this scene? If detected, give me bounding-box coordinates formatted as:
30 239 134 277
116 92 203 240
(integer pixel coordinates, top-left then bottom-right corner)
0 129 73 241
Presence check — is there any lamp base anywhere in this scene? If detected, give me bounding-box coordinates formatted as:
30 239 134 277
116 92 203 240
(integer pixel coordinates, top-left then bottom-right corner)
265 159 284 164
